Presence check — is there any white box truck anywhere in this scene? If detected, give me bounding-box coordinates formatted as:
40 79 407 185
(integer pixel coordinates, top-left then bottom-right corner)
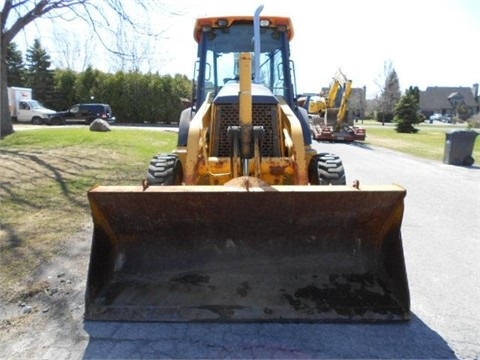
7 87 56 125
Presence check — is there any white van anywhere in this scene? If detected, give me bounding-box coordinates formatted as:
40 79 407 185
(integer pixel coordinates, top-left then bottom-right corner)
8 87 56 124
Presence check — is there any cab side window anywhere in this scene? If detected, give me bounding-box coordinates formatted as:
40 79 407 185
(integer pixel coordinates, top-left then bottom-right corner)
19 101 30 110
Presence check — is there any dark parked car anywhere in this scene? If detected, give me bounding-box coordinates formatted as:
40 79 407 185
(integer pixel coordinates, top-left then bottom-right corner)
47 103 115 125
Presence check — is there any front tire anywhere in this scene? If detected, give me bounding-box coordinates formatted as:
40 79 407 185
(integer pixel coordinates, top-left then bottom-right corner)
308 153 346 185
177 107 194 147
31 117 43 125
146 153 183 185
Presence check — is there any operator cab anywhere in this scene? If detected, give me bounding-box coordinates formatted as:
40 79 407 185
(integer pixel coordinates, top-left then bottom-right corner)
193 17 296 109
190 16 311 145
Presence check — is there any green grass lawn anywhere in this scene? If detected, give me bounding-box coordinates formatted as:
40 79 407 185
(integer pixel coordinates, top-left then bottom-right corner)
360 120 479 162
0 128 178 290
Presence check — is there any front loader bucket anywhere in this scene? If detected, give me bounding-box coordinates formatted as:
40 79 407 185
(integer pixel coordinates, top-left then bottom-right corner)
85 183 410 322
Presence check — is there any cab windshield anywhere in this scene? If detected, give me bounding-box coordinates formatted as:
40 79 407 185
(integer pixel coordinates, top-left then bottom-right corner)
199 23 290 99
29 100 47 109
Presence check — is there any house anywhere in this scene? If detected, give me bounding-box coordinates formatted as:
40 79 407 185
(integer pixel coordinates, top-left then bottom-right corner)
419 84 479 119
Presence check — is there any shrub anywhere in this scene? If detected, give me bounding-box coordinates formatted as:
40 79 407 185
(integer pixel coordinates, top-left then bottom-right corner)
467 114 480 129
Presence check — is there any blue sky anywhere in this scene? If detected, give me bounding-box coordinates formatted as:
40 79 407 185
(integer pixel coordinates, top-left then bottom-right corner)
15 0 480 98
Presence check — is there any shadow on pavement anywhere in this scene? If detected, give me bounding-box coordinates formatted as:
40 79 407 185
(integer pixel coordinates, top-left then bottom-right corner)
83 313 456 359
315 139 374 151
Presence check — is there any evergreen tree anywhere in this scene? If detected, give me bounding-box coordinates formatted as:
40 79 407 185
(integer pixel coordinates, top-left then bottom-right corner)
405 86 420 106
53 69 78 110
6 42 25 87
394 92 420 133
25 38 55 107
74 65 102 102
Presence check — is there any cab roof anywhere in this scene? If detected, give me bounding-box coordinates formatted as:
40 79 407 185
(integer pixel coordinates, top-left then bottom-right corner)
193 16 294 43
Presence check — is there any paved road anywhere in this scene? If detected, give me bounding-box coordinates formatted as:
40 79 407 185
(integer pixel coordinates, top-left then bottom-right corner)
79 140 479 359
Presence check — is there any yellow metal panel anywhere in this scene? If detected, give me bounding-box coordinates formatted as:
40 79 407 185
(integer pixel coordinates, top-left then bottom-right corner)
204 157 297 185
278 98 309 184
184 94 213 185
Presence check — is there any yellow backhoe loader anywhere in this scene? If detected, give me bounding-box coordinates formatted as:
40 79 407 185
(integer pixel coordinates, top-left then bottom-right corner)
85 7 410 322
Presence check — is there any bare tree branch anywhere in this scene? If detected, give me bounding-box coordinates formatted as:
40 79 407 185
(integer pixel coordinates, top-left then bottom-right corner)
1 0 177 138
4 1 88 43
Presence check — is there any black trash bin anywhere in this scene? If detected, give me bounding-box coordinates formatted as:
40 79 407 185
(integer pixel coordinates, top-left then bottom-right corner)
443 130 479 166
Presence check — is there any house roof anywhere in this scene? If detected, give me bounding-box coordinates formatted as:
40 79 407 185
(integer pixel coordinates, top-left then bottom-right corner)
419 86 478 110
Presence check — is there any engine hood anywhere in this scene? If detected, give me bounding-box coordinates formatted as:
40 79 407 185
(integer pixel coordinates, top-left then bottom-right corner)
50 110 68 117
213 81 279 105
36 108 56 115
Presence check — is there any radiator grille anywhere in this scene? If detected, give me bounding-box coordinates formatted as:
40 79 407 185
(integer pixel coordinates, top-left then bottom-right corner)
213 104 280 157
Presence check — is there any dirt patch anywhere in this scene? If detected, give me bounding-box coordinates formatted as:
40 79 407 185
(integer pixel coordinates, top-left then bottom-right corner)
0 223 92 358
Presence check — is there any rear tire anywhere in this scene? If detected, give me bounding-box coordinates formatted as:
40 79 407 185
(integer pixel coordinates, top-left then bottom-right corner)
146 153 183 185
308 153 346 185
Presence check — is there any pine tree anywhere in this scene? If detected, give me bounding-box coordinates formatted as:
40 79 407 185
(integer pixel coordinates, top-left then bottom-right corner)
74 65 100 102
394 92 420 133
25 39 55 107
53 69 78 111
6 42 25 87
405 86 420 106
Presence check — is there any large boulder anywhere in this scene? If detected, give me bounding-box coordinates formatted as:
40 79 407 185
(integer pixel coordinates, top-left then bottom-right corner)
89 119 111 132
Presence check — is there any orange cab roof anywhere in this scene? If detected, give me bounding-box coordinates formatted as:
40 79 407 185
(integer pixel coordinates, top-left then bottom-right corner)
193 16 294 43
